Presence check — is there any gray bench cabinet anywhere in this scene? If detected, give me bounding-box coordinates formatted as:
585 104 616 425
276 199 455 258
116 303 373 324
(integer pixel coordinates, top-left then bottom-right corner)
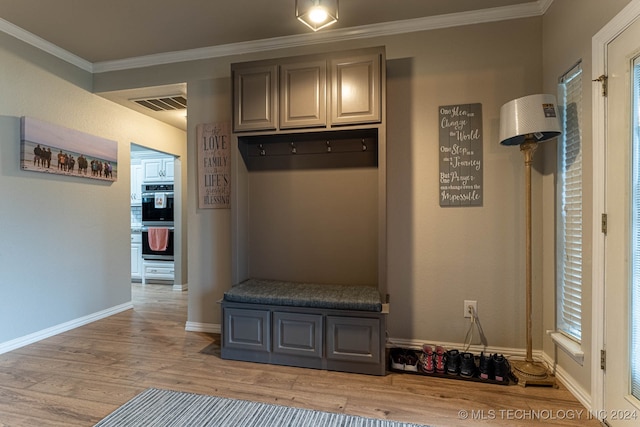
221 301 386 375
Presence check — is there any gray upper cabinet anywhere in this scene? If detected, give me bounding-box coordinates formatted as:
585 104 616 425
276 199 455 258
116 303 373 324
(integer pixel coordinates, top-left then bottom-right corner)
280 60 326 129
330 53 381 125
233 64 278 132
232 47 384 133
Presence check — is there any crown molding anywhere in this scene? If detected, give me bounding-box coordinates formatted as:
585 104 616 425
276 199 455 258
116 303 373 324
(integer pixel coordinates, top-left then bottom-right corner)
0 17 94 72
94 1 545 73
538 0 555 14
0 1 550 74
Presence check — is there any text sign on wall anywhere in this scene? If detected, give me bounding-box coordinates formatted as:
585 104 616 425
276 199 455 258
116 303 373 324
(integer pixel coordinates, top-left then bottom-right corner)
438 103 483 207
197 122 231 209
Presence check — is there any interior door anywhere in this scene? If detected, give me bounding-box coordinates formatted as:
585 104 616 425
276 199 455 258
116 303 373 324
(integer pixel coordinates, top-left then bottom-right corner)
604 14 640 426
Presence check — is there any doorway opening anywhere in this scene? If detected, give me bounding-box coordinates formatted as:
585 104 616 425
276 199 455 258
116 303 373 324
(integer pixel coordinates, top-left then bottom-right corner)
130 143 180 290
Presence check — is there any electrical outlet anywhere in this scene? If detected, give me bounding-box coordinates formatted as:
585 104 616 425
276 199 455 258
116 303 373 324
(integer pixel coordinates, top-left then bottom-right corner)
464 300 477 318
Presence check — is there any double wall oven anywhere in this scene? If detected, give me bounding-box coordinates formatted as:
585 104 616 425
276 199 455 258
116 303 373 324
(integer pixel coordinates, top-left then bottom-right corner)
141 183 174 261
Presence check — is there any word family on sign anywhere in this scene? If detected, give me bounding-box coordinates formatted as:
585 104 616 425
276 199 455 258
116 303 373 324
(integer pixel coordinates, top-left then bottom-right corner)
438 103 483 207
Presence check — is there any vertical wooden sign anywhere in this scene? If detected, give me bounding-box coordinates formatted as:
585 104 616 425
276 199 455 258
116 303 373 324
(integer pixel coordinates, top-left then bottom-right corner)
438 103 483 207
197 122 231 209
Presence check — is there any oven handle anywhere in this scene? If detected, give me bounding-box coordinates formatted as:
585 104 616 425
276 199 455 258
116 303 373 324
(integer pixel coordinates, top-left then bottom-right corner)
141 226 175 231
141 192 174 197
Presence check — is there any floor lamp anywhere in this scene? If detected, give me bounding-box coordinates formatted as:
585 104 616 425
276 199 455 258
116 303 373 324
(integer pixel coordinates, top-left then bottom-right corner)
499 94 561 387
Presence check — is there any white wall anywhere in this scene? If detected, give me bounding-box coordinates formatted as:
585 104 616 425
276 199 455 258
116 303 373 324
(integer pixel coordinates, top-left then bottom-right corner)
0 32 185 346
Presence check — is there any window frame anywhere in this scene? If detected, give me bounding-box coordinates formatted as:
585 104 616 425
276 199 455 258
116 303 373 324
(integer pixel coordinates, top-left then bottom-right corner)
555 61 584 350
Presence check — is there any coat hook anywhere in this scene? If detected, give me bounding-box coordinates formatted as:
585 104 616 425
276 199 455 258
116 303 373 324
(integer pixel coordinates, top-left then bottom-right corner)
259 144 265 156
291 142 297 154
361 139 367 151
326 141 332 153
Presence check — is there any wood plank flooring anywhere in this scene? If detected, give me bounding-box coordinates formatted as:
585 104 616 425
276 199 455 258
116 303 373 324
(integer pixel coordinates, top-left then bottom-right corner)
0 284 601 427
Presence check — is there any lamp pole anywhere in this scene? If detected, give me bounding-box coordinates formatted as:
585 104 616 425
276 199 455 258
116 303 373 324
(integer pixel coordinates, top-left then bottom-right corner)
523 139 536 364
511 138 556 387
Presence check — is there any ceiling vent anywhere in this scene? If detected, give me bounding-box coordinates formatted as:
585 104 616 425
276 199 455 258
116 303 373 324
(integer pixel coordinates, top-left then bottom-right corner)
132 95 187 112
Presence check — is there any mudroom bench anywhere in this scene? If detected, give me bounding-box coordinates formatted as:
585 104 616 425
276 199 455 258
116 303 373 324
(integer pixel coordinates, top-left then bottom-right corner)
220 279 387 376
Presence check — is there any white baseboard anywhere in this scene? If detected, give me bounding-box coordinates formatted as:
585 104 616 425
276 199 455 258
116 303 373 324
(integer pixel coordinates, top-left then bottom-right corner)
185 322 220 334
173 282 188 291
0 302 133 355
541 351 592 411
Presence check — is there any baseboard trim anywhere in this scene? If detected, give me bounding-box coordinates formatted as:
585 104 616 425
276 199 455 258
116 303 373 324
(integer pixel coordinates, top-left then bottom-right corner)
173 282 188 291
541 351 592 411
0 302 133 355
185 321 220 334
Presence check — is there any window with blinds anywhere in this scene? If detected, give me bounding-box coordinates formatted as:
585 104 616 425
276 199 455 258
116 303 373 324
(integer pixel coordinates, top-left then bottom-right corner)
556 62 583 342
630 59 640 400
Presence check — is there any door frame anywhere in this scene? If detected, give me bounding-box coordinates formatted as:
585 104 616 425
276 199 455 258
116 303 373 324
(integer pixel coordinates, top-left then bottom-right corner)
592 0 640 416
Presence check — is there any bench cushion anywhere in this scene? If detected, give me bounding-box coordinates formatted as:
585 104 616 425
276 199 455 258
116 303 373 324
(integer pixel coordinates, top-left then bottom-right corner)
224 278 383 312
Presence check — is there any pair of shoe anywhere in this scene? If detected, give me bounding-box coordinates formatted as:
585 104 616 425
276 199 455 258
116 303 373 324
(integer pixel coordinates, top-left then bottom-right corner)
445 349 477 377
479 352 510 382
419 345 446 374
390 348 419 372
421 346 475 376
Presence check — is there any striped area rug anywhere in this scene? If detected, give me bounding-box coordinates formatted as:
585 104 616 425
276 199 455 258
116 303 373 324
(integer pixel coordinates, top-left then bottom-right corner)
94 388 429 427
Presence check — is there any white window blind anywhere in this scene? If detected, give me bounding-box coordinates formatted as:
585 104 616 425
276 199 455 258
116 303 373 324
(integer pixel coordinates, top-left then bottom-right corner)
556 63 583 342
630 59 640 400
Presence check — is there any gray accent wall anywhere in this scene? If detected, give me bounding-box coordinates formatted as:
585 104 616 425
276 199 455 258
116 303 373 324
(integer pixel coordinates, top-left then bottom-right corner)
0 31 186 345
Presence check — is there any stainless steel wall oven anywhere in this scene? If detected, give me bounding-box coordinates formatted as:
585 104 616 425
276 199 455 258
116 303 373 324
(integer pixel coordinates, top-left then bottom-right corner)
141 226 174 261
141 183 174 225
141 183 174 261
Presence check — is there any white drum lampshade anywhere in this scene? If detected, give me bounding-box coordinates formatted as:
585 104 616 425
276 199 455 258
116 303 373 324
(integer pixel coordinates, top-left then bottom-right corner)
499 94 561 146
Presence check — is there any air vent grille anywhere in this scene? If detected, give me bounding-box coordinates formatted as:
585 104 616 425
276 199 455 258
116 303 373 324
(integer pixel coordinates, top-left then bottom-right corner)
132 95 187 112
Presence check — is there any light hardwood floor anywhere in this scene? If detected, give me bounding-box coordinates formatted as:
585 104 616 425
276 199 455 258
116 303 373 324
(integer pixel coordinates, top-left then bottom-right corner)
0 284 601 427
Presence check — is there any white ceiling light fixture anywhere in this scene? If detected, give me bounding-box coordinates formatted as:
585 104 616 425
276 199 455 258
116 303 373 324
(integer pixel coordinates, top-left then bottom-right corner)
296 0 338 31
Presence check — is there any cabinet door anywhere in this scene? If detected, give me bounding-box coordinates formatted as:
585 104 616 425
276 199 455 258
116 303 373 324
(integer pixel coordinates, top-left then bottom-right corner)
330 53 381 125
130 164 143 205
326 316 381 363
280 60 326 129
162 158 174 181
224 307 270 352
233 64 278 132
131 241 142 279
142 159 163 181
142 158 173 182
273 311 323 357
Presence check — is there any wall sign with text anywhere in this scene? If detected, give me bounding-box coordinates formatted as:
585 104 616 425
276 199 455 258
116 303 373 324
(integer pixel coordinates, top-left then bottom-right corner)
438 103 483 207
197 122 231 209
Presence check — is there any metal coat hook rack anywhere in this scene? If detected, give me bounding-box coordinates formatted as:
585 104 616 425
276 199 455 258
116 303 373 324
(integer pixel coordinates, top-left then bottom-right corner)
239 129 378 170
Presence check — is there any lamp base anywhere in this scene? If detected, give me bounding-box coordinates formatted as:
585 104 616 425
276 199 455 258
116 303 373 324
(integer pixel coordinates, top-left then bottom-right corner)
511 360 557 387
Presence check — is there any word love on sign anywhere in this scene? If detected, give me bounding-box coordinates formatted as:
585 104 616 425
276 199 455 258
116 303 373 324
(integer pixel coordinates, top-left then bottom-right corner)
438 103 483 207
